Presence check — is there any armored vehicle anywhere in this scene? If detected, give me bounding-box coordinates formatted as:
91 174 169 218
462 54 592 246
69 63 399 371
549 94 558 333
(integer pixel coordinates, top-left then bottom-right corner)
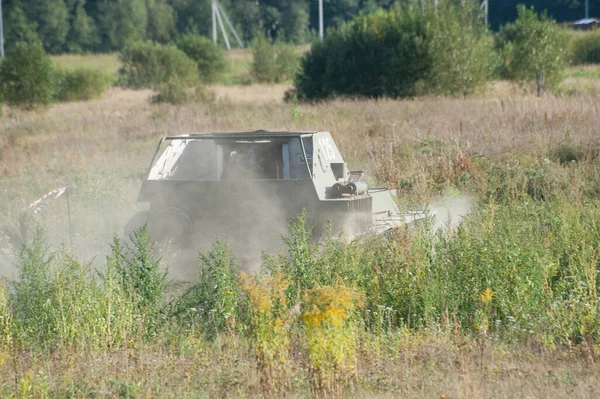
128 131 424 260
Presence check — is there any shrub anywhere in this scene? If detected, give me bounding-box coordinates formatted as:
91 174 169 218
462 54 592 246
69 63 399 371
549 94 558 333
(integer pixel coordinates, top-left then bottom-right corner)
0 281 13 358
112 227 167 315
498 6 566 96
152 79 215 105
172 241 242 340
118 41 199 89
240 272 291 396
570 30 600 65
54 68 112 102
10 231 55 347
176 33 227 83
427 1 496 97
302 283 363 396
252 36 299 84
293 5 432 100
0 41 55 109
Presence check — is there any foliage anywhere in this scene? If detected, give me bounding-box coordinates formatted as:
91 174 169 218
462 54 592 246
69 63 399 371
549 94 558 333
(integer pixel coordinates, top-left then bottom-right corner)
118 41 199 89
302 284 363 396
240 272 292 396
64 0 98 53
293 4 433 100
251 36 299 84
0 41 56 110
173 241 242 340
569 30 600 65
176 33 227 83
0 0 590 54
498 6 566 96
151 79 215 105
0 281 12 361
96 0 149 51
427 1 496 97
279 210 318 300
146 0 176 43
23 0 70 54
54 68 112 102
1 0 40 54
112 227 167 316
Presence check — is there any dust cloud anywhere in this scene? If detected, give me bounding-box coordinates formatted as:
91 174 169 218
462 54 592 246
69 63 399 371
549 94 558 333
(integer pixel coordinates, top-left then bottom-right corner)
429 194 475 233
0 230 19 279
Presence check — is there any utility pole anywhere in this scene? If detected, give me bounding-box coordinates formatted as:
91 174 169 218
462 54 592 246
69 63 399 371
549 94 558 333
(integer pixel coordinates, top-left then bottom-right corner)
585 0 589 19
480 0 488 26
0 0 5 58
211 0 244 50
319 0 323 41
215 4 231 50
212 0 217 44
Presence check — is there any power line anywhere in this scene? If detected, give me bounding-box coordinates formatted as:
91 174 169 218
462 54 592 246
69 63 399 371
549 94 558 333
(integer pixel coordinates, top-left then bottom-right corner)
211 0 244 50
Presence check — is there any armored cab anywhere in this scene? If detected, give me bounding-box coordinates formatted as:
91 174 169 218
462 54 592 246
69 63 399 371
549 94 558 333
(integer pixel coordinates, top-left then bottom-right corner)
129 131 422 257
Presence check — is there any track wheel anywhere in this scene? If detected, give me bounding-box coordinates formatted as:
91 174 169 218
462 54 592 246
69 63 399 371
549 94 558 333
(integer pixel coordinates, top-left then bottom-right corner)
149 207 192 245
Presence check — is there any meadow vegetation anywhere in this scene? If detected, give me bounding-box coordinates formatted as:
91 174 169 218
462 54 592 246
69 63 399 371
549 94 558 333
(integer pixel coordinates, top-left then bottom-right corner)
1 86 600 396
1 4 600 397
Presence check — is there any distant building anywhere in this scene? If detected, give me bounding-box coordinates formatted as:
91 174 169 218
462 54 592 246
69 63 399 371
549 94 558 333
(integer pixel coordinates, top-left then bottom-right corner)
565 18 600 30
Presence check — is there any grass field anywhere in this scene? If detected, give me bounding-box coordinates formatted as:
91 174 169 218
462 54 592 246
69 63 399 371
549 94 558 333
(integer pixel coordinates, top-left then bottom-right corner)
50 48 288 87
2 53 600 397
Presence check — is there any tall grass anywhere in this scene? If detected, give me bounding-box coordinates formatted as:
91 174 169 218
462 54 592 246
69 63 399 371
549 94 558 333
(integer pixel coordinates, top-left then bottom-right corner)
2 87 600 395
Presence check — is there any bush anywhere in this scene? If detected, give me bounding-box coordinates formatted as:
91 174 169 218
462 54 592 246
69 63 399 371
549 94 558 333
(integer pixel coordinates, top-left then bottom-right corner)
54 68 112 102
151 79 215 105
498 6 566 96
118 41 199 89
252 36 299 84
570 30 600 65
427 1 496 97
176 33 227 83
173 241 243 340
0 41 56 110
293 5 432 100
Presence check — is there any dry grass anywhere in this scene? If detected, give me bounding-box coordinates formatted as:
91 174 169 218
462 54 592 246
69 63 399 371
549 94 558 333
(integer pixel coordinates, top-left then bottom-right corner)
2 80 600 396
212 83 292 103
1 332 598 398
2 92 599 248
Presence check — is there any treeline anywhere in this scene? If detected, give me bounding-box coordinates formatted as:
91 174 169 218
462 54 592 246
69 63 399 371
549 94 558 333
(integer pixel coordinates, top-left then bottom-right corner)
0 32 301 110
0 0 593 55
291 2 570 100
1 0 391 54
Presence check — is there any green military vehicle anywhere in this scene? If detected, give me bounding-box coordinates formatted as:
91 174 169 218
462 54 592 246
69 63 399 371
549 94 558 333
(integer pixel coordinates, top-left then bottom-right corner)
127 131 425 263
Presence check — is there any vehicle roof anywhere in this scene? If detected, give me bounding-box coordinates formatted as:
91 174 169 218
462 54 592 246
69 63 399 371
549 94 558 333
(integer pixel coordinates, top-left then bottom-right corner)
162 130 322 140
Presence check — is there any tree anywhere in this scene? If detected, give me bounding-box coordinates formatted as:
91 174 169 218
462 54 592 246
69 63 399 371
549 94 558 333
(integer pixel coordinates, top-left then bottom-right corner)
252 36 299 83
146 0 176 43
0 41 56 109
278 1 310 43
261 0 309 42
118 41 199 89
169 0 212 37
96 0 149 51
228 0 262 43
501 5 566 96
2 0 40 53
293 4 433 100
65 0 98 53
22 0 70 53
428 1 495 97
176 33 227 83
